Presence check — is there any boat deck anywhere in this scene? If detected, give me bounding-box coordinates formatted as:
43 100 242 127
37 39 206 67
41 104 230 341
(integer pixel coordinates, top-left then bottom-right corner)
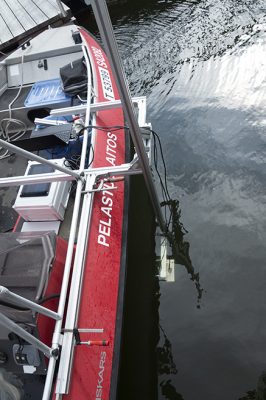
0 0 71 52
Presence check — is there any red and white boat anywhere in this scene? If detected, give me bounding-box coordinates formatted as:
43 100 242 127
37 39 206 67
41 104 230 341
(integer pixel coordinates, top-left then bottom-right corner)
0 2 167 399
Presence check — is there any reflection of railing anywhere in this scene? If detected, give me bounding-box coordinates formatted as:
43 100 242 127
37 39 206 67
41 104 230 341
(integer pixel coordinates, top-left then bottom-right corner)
161 199 204 307
157 324 177 376
157 324 185 400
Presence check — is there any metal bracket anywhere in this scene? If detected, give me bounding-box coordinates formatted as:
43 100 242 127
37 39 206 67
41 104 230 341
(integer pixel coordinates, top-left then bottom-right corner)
62 328 104 334
85 156 142 181
72 328 109 347
81 178 117 194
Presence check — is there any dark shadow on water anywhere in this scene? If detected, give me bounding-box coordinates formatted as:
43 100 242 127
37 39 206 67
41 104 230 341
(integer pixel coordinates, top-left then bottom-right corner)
160 380 184 400
117 175 159 400
117 176 185 400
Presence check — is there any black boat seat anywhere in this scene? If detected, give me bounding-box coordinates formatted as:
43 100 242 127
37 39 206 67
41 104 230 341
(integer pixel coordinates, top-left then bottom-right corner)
0 232 56 324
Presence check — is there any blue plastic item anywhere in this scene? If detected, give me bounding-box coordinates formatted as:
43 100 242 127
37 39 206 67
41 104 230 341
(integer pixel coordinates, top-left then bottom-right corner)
24 79 72 108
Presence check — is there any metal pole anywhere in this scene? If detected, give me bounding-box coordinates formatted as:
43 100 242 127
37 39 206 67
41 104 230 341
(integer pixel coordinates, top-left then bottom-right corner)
0 172 75 188
0 313 53 358
90 0 167 234
0 286 61 320
0 138 80 180
50 96 146 117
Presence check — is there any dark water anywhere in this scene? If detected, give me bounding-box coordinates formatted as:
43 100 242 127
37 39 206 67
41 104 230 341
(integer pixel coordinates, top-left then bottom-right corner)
78 1 266 399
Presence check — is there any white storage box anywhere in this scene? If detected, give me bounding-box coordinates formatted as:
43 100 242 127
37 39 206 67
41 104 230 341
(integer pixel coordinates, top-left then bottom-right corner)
13 159 71 221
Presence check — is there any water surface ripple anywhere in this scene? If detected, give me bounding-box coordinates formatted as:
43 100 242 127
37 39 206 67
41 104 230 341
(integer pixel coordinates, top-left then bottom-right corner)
110 0 266 399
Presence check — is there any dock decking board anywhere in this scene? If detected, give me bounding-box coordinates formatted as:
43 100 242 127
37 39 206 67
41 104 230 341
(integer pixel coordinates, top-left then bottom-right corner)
36 0 59 19
0 13 13 44
16 0 49 25
5 0 37 30
0 0 25 38
0 0 70 51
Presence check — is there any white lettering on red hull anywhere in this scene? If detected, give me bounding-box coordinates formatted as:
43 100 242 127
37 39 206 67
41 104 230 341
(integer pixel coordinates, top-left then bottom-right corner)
91 46 115 101
97 131 119 247
97 181 115 248
106 131 117 166
95 351 106 400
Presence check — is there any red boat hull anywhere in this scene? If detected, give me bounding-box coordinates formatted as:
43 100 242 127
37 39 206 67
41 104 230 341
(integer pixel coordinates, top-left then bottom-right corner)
63 29 128 400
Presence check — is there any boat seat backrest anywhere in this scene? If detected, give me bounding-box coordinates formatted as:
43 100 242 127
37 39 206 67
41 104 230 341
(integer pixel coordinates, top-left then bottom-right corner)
0 232 56 323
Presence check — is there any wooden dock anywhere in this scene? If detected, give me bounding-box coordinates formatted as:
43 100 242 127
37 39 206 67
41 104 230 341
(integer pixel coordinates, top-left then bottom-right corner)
0 0 71 52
